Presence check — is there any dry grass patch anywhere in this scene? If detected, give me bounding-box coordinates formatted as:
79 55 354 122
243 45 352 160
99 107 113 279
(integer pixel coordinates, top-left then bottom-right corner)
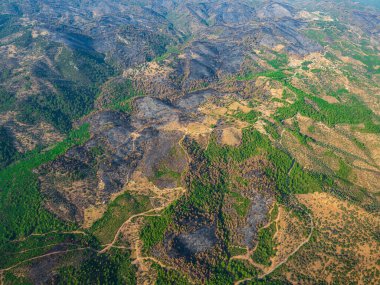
199 102 228 116
281 130 323 172
297 116 367 160
350 129 380 167
83 205 107 229
320 95 339 104
279 192 380 284
351 167 380 194
219 127 242 146
228 101 252 113
265 206 309 273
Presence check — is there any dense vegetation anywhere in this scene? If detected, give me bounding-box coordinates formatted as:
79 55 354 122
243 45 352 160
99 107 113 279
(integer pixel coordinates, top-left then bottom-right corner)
17 44 115 133
0 231 98 269
140 209 173 252
275 84 380 131
101 79 144 113
57 249 137 285
252 222 277 266
227 260 258 280
91 192 151 244
267 52 289 69
233 110 258 124
206 128 328 199
230 191 251 217
0 126 18 169
0 88 15 112
238 67 380 133
155 46 181 63
0 124 90 246
0 14 20 39
154 264 191 285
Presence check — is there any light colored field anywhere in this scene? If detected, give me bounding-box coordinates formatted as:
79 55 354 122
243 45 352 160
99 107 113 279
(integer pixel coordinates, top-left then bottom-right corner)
280 192 380 284
263 206 310 277
297 115 367 160
220 127 242 146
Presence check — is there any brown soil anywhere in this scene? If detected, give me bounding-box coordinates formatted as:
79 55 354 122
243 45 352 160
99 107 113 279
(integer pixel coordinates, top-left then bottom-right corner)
280 192 380 284
220 127 242 146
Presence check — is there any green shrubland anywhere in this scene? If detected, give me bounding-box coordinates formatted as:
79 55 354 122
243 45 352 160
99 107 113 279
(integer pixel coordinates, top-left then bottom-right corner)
252 222 277 266
0 124 90 245
91 192 151 244
57 249 136 285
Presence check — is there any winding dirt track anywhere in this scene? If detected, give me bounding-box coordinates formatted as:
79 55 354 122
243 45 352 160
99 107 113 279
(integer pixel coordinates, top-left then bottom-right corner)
257 212 314 279
1 133 190 285
1 186 184 283
10 230 87 243
1 128 314 285
0 247 97 274
99 134 190 284
0 231 91 274
6 243 78 255
114 185 185 285
99 208 166 254
233 211 314 285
